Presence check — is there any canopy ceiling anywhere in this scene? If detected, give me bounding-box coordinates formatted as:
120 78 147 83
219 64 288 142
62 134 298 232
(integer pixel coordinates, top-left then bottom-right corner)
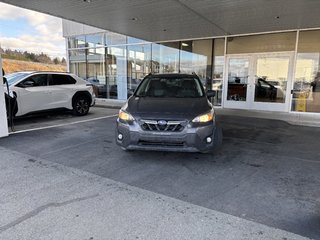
1 0 320 41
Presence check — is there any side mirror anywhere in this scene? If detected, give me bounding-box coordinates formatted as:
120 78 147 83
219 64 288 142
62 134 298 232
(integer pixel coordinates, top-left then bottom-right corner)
206 90 215 98
21 80 35 88
3 77 7 84
16 80 35 88
128 89 134 97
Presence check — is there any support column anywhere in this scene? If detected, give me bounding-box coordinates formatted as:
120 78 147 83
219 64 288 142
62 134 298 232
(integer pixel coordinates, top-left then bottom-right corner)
0 55 9 138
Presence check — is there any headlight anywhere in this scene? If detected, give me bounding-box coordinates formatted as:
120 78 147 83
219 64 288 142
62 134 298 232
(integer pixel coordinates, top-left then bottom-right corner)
192 110 214 123
118 110 134 121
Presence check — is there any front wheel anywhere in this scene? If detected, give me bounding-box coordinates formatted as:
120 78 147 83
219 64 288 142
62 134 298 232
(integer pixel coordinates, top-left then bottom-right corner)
73 96 90 116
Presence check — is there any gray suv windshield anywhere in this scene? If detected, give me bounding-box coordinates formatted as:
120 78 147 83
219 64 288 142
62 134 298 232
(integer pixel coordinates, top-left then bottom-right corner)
135 77 204 98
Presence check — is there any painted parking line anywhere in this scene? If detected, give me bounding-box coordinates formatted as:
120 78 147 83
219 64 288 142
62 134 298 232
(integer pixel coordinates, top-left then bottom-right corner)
9 114 118 135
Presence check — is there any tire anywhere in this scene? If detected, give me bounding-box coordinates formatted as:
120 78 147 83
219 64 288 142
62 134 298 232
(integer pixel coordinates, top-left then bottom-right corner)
73 95 90 116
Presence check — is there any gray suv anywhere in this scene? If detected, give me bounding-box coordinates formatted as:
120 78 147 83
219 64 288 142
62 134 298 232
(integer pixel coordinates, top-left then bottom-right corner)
116 73 222 153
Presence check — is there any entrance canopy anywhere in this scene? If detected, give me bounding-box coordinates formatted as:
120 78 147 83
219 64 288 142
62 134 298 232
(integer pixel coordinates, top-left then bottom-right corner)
1 0 320 42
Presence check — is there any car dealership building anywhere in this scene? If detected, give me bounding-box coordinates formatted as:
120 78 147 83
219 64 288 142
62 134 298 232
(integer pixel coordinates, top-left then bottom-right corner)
2 0 320 117
63 19 320 115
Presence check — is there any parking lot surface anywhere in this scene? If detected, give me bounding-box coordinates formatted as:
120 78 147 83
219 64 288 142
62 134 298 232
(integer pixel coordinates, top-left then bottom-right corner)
0 107 320 239
8 107 119 133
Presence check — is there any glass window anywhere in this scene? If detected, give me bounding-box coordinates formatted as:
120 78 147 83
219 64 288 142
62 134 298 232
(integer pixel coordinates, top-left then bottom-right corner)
86 33 105 48
107 46 127 100
22 74 48 87
180 39 212 89
292 30 320 113
254 56 289 103
50 74 76 85
70 63 86 80
152 42 180 74
212 38 225 106
106 32 127 46
68 36 86 49
227 58 249 101
135 76 204 98
127 37 149 45
69 49 86 59
87 47 106 98
69 49 87 79
227 32 296 54
5 72 30 86
127 44 151 93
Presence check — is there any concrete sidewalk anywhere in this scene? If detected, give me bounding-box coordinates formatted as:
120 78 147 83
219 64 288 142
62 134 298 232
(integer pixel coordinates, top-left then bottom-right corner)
0 146 310 240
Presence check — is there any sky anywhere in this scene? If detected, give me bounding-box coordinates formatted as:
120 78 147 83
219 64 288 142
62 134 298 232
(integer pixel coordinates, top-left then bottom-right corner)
0 2 65 58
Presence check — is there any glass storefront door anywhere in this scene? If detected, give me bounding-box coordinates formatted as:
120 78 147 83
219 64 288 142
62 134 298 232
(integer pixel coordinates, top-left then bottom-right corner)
251 54 292 111
224 53 293 111
224 56 252 109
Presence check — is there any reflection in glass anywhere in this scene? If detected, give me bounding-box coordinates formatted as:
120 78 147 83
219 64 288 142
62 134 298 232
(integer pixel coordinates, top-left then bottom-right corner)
127 37 149 45
152 42 180 73
86 34 105 48
107 46 127 100
227 58 249 101
227 32 296 54
68 36 86 49
254 57 289 103
292 30 320 113
212 38 225 106
127 44 151 93
69 49 86 79
106 32 127 46
180 39 212 89
87 47 106 98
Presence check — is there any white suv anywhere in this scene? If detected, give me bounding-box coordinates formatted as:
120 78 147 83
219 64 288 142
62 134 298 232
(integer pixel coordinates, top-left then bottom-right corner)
5 71 95 117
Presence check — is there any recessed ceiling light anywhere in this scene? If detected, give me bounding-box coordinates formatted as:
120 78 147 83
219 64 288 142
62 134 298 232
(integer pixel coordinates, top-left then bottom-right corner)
163 29 167 32
83 0 92 3
181 43 189 47
131 17 138 21
275 16 280 19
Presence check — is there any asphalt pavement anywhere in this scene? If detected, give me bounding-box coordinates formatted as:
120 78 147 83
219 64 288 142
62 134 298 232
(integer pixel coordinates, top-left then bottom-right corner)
0 107 319 239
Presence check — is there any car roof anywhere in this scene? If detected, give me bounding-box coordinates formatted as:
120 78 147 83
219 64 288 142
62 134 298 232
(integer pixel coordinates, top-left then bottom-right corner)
7 71 34 75
9 71 72 75
147 73 198 78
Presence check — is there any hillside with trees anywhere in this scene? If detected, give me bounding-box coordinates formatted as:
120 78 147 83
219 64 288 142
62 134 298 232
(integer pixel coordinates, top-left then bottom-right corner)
0 47 67 74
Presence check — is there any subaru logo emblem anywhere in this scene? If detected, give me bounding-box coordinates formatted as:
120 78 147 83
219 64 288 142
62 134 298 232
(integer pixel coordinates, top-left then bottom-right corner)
157 120 167 126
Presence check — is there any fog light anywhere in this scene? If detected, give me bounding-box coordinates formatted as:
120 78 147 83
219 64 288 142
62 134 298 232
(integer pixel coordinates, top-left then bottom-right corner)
118 133 123 140
206 137 212 143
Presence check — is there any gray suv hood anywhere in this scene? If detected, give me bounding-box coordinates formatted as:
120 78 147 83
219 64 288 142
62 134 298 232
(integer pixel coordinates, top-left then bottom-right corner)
125 96 212 120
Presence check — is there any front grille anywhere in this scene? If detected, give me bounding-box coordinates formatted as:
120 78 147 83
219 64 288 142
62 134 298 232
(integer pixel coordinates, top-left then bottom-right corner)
140 120 185 132
138 140 184 147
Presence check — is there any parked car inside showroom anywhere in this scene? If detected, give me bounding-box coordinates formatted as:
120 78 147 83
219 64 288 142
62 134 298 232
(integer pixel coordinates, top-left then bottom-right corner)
86 77 107 98
4 71 95 117
116 73 223 153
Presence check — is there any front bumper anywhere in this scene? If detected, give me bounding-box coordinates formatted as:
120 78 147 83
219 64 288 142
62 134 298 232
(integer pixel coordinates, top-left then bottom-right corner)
91 93 96 107
116 119 217 153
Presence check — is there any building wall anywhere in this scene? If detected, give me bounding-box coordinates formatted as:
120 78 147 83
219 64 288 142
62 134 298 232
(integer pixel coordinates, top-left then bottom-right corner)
62 20 320 114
